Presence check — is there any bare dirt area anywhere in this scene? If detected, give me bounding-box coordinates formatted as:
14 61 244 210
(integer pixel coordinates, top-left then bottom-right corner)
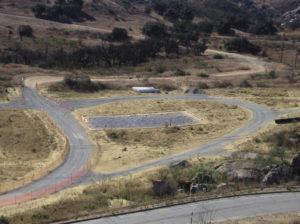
218 211 300 224
74 99 251 173
0 109 66 191
207 87 300 110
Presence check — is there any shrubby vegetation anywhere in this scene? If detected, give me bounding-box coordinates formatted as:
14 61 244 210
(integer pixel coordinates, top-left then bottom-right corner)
105 27 130 42
31 0 93 23
224 38 261 55
18 25 33 40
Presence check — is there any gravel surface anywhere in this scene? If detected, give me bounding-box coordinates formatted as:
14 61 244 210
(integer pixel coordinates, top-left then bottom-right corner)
88 112 198 130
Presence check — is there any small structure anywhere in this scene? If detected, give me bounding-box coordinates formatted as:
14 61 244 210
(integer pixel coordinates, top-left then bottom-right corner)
132 87 160 93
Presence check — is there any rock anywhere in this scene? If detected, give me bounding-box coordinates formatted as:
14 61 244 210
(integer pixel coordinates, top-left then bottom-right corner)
292 152 300 175
170 160 191 169
216 160 262 182
217 182 229 189
178 180 192 192
190 184 207 193
262 170 281 185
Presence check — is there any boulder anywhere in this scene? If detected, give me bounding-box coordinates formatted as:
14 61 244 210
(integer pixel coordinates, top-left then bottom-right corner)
217 182 229 189
292 152 300 175
262 169 281 185
215 160 262 182
190 184 208 193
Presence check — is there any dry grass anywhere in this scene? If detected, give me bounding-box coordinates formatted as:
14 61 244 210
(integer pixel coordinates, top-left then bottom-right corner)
74 99 251 173
0 87 20 102
225 118 300 159
207 87 300 110
0 109 66 187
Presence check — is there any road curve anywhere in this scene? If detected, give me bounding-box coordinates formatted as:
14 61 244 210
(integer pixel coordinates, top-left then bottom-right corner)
0 87 95 201
67 192 300 224
64 94 291 184
0 88 297 205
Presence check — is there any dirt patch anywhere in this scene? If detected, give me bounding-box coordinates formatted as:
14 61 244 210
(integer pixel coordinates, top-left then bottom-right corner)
207 87 300 110
0 109 66 189
74 99 251 173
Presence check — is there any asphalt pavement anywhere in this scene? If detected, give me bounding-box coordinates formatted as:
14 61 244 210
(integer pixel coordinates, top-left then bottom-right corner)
68 192 300 224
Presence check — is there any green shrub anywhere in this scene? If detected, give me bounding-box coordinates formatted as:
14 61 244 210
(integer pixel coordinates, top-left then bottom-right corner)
197 72 209 78
0 216 9 224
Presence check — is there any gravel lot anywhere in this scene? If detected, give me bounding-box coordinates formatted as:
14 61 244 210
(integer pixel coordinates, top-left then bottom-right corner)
88 112 199 129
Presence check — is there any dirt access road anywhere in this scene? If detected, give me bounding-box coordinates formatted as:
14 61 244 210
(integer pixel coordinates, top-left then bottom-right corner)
24 49 269 88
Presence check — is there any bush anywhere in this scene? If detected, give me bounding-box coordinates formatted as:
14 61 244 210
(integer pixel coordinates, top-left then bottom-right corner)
107 27 130 42
18 25 33 40
63 75 105 92
213 54 224 59
142 22 168 39
239 80 252 88
197 81 209 89
197 72 209 78
249 21 277 35
213 81 233 88
224 38 261 55
0 216 9 224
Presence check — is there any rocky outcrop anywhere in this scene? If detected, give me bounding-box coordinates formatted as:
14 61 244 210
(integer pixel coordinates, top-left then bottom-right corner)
262 169 281 185
215 160 262 182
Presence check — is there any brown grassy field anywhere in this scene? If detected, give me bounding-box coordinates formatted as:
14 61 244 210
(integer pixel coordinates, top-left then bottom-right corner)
74 99 251 173
225 112 300 159
207 87 300 110
0 109 66 189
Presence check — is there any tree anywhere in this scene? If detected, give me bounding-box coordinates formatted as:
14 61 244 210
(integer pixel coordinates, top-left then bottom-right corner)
164 8 180 22
142 22 168 39
192 41 207 56
249 21 277 35
108 28 129 42
197 21 214 35
216 20 234 35
224 37 261 55
152 1 167 15
164 39 179 55
31 3 47 18
18 25 33 40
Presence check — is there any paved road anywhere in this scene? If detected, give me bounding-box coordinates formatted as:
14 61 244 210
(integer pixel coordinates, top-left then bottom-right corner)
0 87 95 200
69 192 300 224
64 94 292 183
0 88 298 204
